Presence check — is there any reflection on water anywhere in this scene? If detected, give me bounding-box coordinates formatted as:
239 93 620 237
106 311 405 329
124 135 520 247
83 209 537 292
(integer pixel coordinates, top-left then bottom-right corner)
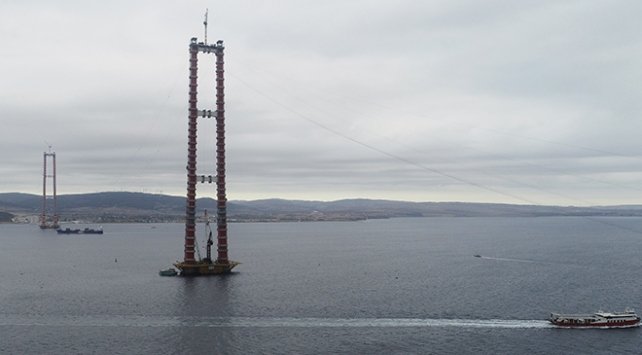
174 275 239 353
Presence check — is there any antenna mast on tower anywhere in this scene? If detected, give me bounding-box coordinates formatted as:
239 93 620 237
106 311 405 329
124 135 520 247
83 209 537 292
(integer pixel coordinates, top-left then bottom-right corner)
203 9 208 44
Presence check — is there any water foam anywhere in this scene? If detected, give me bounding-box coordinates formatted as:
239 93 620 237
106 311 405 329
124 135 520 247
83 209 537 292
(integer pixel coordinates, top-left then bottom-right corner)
0 315 553 329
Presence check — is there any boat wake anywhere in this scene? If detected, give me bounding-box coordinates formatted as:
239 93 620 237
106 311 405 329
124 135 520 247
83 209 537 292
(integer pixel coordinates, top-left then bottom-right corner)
0 315 553 329
477 256 538 264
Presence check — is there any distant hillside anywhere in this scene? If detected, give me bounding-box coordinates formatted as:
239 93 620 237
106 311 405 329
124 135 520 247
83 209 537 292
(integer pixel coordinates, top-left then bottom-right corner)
2 192 642 223
0 211 13 223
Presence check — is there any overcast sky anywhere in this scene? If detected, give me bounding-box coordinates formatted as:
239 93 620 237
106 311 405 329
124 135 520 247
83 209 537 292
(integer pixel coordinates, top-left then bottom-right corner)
2 1 642 205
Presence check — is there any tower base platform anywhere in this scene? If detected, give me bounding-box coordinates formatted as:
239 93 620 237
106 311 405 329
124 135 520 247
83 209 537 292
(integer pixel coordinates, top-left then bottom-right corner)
174 260 240 276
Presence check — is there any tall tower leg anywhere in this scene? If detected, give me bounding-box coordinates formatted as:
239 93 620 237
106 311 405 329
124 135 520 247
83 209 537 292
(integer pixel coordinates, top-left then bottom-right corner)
40 152 47 228
52 153 58 226
215 44 229 265
183 40 199 264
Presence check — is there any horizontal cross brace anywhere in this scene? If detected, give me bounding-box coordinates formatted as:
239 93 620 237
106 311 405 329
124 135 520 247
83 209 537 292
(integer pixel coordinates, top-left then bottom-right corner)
199 175 214 183
198 109 217 118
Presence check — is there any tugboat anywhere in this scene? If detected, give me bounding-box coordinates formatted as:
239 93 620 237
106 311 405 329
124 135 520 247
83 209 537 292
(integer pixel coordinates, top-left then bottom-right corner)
159 268 178 277
549 309 640 328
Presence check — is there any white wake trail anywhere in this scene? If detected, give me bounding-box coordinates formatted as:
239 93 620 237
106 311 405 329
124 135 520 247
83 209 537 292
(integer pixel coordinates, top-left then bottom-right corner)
0 315 553 329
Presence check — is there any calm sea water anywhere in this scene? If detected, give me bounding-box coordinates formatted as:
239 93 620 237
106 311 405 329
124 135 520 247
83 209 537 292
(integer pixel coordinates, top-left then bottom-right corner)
1 217 641 354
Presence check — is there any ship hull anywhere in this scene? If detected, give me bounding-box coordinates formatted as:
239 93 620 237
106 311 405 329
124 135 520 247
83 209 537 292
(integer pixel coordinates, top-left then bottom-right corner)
57 228 80 234
550 320 640 329
82 230 103 234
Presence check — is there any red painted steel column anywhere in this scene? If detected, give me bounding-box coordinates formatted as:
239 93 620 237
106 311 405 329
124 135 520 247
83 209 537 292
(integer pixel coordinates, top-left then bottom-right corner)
52 153 58 226
184 39 199 263
215 43 229 264
40 152 46 228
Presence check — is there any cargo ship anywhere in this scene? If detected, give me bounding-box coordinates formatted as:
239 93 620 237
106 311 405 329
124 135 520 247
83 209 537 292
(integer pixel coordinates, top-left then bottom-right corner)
549 310 640 328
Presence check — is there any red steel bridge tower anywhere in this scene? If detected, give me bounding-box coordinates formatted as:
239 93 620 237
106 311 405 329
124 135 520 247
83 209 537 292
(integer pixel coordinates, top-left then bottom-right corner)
40 149 59 229
173 36 239 276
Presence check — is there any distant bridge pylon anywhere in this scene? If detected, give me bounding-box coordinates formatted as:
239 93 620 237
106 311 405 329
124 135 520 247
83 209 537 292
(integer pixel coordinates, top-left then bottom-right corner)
40 148 59 229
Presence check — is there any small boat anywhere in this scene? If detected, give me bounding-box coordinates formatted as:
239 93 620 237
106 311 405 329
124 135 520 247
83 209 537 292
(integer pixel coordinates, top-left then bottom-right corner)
82 228 103 234
473 254 482 258
159 268 178 277
57 227 103 234
549 309 640 328
57 228 81 234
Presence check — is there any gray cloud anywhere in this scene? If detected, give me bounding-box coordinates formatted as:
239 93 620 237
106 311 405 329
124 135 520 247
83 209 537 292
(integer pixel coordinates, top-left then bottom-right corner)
2 1 642 206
